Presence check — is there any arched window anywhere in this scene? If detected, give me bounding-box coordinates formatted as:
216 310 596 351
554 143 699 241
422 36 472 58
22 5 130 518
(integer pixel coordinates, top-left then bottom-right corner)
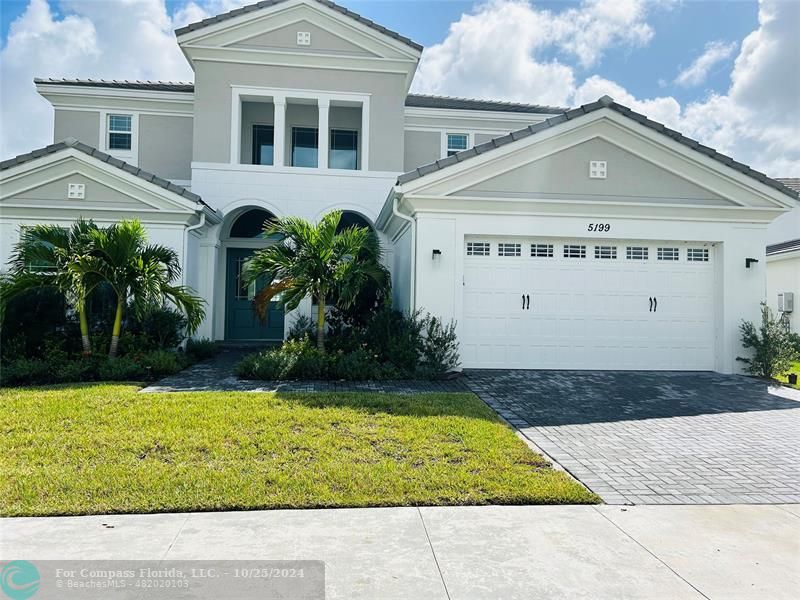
336 211 372 234
229 209 276 238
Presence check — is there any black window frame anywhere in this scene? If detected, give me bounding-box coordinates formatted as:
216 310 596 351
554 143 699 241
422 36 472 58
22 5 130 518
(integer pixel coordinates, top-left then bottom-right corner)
291 126 319 168
251 124 275 166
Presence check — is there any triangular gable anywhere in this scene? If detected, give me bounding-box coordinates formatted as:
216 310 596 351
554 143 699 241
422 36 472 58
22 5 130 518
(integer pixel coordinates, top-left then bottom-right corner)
0 149 205 220
454 137 737 207
230 19 378 57
178 0 420 61
398 105 796 212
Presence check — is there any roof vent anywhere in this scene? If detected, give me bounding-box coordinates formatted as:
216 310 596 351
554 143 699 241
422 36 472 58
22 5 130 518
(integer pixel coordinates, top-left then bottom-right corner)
297 31 311 46
589 161 607 179
67 183 85 199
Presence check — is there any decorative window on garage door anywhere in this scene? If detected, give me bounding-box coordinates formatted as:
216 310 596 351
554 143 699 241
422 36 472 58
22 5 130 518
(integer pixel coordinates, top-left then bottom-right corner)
563 244 587 258
657 247 680 261
626 246 649 260
594 245 617 259
531 243 554 258
466 241 490 256
498 243 521 257
687 248 709 262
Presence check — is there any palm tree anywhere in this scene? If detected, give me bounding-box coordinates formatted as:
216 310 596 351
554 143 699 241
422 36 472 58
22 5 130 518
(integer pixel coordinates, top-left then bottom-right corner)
1 220 100 356
243 210 390 351
71 219 205 358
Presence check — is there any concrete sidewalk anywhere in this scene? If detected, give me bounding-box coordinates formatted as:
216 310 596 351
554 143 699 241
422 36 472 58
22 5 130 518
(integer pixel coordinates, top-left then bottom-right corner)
2 505 798 599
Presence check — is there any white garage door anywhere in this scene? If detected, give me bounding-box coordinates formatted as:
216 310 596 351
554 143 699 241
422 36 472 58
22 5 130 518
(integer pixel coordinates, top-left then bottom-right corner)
461 237 716 370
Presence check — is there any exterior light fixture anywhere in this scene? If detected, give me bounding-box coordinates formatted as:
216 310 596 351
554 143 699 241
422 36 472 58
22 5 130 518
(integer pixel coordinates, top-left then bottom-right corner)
432 249 442 259
745 258 759 268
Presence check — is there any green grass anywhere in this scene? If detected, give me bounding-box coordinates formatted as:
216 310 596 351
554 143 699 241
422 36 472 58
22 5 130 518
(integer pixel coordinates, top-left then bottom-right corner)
778 362 800 389
0 384 598 516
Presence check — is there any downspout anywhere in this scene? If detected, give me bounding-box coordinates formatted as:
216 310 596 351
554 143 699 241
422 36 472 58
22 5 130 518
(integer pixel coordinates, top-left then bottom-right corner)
392 195 416 312
182 211 206 287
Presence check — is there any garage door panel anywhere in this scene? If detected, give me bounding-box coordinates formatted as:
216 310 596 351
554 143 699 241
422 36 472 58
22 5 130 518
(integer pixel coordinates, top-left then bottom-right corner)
462 237 716 370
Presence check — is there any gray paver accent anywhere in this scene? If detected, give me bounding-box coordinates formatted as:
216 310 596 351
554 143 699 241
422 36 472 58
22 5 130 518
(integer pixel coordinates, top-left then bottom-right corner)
465 370 800 505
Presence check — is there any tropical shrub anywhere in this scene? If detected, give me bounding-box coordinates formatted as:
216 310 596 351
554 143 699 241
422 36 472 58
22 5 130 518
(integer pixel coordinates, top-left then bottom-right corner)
419 315 461 374
738 303 800 379
97 357 145 381
243 211 390 351
126 306 188 349
186 338 218 361
237 309 460 381
286 315 315 341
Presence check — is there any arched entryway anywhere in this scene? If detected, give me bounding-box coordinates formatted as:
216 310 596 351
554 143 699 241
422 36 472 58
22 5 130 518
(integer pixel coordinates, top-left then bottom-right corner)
336 210 373 233
224 208 284 341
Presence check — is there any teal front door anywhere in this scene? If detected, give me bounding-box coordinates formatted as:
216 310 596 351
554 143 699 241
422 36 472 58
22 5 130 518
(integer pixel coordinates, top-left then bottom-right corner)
225 248 284 341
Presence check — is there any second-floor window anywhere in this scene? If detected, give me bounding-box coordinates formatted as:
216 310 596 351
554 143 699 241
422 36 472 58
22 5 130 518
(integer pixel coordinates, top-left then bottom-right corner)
292 127 318 168
447 133 468 157
107 114 132 151
330 129 358 170
252 125 274 166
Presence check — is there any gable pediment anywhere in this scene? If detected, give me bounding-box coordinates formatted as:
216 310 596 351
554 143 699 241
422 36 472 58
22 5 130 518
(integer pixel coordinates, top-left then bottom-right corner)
404 112 792 212
179 0 420 62
0 152 200 219
453 137 736 207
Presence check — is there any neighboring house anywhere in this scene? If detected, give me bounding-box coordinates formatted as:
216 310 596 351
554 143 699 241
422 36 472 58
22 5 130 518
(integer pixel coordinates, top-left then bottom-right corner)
0 0 797 373
767 178 800 334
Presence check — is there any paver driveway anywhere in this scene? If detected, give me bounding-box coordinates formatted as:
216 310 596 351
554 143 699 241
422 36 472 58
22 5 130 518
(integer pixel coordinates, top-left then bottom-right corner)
465 371 800 505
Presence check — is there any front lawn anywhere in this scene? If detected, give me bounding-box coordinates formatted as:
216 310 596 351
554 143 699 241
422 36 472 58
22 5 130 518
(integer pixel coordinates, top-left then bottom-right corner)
0 384 597 516
778 362 800 389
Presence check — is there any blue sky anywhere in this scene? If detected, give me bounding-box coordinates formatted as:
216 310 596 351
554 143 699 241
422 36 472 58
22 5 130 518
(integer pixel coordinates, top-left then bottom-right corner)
1 1 797 175
0 1 758 105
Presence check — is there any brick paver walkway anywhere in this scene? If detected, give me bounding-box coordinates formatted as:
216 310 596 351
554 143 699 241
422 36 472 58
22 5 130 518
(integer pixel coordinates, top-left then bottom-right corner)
465 370 800 505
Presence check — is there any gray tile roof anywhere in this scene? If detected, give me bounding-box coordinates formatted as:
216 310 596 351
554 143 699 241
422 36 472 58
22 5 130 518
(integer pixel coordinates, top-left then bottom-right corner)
174 0 423 52
396 95 800 201
0 138 206 206
35 78 194 93
767 238 800 256
34 79 567 116
776 178 800 193
406 94 565 114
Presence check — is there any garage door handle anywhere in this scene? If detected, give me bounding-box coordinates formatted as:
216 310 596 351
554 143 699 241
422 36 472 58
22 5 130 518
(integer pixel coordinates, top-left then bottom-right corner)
649 297 653 312
526 294 530 310
653 297 658 313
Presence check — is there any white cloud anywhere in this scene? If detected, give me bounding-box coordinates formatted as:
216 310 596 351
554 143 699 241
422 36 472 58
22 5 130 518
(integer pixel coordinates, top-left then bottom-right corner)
674 40 736 87
1 0 798 177
413 0 800 177
412 0 661 106
0 0 250 159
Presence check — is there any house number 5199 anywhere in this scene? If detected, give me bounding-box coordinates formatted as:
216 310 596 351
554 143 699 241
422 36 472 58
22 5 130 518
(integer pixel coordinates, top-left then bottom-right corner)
588 223 611 232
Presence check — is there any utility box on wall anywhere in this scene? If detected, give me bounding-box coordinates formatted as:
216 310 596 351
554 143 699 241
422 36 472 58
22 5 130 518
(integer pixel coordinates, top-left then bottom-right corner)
778 292 794 313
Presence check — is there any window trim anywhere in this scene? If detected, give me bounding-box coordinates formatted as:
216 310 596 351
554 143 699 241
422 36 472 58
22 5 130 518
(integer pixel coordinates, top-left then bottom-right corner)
466 241 491 257
687 248 710 262
329 128 359 170
626 246 649 260
99 110 138 165
497 242 522 257
443 132 472 158
563 244 587 259
251 123 275 166
291 126 319 168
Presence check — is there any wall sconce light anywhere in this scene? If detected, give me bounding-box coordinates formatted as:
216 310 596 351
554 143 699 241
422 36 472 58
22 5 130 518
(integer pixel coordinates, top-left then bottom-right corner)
745 258 759 269
432 249 442 260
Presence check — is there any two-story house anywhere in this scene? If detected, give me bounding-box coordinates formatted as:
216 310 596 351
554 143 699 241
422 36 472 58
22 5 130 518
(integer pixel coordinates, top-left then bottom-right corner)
1 0 797 373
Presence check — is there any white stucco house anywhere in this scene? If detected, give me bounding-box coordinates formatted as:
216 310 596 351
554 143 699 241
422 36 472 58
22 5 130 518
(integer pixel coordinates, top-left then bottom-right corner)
0 0 797 373
766 178 800 334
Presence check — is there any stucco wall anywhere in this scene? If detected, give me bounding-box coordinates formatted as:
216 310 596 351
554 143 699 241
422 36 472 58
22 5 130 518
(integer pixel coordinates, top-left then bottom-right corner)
138 114 193 181
192 61 407 171
403 130 441 172
54 109 100 145
767 255 800 334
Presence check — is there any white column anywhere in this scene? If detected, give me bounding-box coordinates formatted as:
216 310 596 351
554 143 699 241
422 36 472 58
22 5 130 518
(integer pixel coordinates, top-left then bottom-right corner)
273 96 286 167
318 98 330 169
360 97 370 171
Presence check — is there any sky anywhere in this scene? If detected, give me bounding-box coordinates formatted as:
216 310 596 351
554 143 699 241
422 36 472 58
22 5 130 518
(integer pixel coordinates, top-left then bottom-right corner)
0 0 798 176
